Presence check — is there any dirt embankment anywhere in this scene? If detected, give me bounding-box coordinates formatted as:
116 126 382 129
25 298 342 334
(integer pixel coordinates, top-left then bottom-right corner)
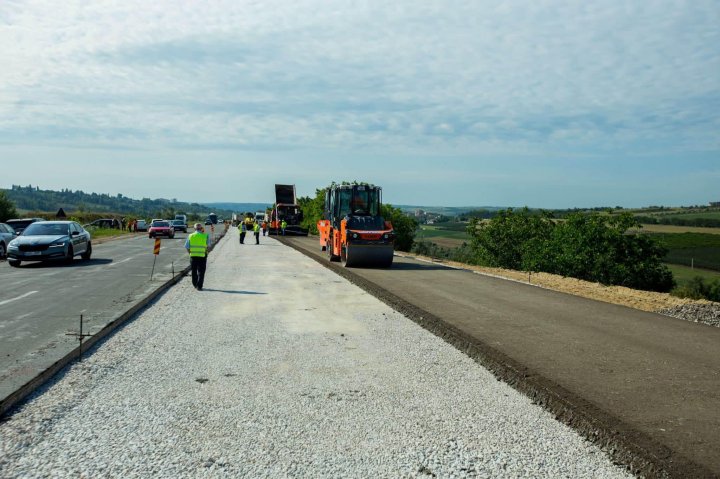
398 253 715 314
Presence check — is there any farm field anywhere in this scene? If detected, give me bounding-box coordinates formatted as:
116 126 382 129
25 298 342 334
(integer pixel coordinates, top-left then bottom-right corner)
667 264 720 286
635 224 720 234
648 211 720 220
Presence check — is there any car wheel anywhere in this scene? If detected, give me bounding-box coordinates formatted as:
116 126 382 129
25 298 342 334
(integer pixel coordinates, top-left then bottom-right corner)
8 259 20 267
81 242 92 260
65 245 74 264
0 242 5 258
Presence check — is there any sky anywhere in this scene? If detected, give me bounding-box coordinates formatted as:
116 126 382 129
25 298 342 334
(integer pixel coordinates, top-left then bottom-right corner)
1 0 718 208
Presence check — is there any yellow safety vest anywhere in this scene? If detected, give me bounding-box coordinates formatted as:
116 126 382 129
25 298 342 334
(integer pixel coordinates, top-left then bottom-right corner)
254 223 260 233
281 220 287 228
188 232 208 257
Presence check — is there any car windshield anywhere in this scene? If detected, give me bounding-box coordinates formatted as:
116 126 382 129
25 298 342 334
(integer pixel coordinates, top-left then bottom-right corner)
7 219 35 229
22 223 69 236
173 220 183 225
152 221 169 227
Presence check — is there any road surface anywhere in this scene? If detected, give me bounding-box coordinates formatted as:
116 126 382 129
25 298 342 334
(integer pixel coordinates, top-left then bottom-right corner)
280 234 720 477
0 228 630 478
0 229 224 405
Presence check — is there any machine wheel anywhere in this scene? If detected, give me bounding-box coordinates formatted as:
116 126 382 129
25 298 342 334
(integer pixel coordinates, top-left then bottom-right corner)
81 242 92 260
341 245 349 267
65 245 74 264
9 259 21 267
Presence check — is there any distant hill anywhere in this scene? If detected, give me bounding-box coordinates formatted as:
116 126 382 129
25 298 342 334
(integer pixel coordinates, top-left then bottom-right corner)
393 205 506 215
204 202 273 213
4 185 235 218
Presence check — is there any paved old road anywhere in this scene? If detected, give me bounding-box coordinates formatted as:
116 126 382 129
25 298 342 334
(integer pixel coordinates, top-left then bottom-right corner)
281 235 720 476
0 228 224 405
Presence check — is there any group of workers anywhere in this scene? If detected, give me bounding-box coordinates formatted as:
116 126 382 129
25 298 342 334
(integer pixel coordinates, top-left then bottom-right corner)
239 215 264 245
185 214 289 291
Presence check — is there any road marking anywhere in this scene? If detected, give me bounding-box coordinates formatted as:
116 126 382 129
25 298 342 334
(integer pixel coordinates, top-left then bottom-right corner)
16 313 33 320
0 291 38 306
108 257 134 267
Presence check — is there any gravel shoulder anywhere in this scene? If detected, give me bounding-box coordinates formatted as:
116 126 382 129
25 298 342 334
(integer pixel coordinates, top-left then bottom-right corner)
0 229 630 478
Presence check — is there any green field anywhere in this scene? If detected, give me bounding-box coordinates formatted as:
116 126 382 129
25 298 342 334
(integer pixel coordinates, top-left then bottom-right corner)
85 227 136 239
667 264 720 286
652 211 720 220
641 233 720 271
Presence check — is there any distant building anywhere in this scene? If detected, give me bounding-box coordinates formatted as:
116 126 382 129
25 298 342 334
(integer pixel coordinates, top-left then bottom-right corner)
414 209 425 217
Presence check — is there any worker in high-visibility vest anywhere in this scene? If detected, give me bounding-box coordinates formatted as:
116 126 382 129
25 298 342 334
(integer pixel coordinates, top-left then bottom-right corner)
239 221 247 244
281 219 287 235
253 221 260 244
185 223 211 291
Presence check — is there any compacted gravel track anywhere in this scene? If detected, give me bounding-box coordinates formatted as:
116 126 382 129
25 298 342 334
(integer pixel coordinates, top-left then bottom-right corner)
0 229 630 478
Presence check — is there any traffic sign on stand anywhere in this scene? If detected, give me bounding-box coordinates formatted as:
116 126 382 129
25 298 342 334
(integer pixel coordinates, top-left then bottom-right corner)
151 238 161 280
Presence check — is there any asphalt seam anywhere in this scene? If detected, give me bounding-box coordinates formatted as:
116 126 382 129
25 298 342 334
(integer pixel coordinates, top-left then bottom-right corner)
278 236 715 479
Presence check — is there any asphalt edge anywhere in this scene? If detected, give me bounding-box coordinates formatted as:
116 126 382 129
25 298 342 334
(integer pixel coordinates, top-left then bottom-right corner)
0 227 228 419
278 236 716 479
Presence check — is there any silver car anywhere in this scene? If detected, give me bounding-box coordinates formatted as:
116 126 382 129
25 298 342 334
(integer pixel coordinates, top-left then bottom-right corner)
0 223 16 258
7 221 92 267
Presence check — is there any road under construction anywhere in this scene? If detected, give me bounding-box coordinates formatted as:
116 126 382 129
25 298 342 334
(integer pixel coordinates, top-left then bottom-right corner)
1 227 718 477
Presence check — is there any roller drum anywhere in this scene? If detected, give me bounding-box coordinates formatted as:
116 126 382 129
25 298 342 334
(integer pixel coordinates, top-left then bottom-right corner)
343 243 394 268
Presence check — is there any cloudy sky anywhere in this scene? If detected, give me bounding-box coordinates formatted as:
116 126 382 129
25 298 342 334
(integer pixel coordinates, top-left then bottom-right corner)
1 0 718 208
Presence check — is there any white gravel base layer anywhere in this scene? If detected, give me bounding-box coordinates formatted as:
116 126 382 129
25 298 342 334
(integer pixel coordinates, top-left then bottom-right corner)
0 229 632 478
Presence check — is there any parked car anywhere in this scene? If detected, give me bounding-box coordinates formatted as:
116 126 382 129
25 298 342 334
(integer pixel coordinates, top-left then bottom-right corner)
171 219 188 233
5 218 45 235
0 223 16 258
135 219 148 232
148 220 175 238
6 221 92 267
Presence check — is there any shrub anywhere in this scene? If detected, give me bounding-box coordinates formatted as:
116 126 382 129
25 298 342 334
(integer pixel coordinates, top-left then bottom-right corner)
467 209 675 292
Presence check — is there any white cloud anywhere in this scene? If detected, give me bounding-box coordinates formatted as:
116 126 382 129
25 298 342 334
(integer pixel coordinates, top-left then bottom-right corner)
0 1 718 164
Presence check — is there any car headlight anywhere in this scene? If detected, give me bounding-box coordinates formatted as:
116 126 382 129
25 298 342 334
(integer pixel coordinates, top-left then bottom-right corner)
352 233 358 239
49 241 66 248
9 240 18 247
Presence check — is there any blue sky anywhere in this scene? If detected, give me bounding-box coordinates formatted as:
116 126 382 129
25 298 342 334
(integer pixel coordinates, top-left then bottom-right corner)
1 0 718 208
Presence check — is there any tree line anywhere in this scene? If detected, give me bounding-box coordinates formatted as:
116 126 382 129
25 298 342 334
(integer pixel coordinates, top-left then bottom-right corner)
414 208 676 293
2 185 232 220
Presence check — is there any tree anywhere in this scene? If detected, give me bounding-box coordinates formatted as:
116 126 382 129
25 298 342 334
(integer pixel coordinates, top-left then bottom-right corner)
381 204 417 252
298 188 327 235
468 208 554 270
0 190 18 222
